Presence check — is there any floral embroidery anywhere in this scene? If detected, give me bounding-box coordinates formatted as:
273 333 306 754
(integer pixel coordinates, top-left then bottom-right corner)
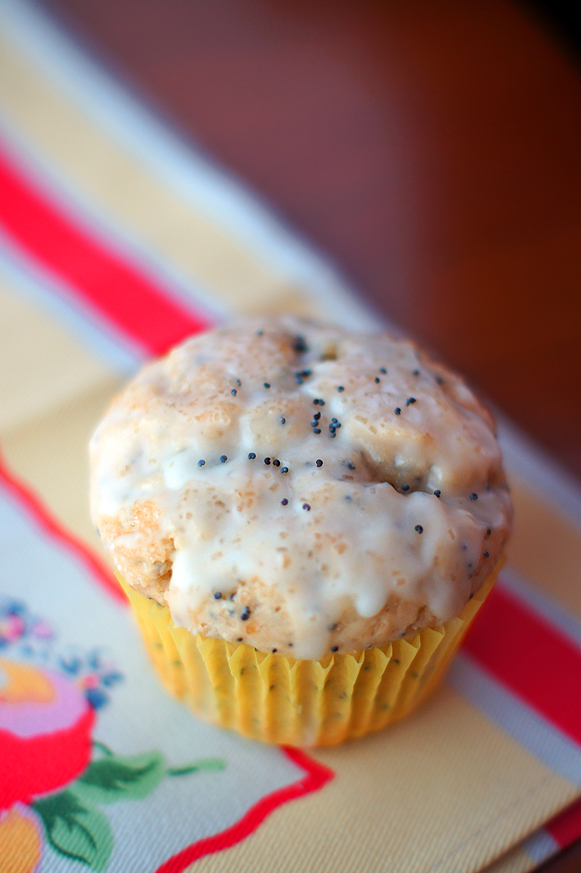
31 744 225 872
0 597 226 871
0 597 122 710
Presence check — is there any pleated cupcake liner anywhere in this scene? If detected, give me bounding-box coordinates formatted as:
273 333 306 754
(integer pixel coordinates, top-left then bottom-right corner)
120 565 499 747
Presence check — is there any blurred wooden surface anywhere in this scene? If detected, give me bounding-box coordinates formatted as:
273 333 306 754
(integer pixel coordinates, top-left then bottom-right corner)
37 1 581 870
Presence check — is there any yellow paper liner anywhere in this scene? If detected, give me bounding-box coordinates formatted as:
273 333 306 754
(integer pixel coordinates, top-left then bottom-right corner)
120 564 500 747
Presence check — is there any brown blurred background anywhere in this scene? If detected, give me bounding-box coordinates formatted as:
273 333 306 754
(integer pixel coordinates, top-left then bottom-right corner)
39 0 581 485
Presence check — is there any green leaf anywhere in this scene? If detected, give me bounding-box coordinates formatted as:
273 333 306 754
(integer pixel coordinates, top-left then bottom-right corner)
167 758 226 777
33 790 113 872
92 740 114 757
73 750 166 804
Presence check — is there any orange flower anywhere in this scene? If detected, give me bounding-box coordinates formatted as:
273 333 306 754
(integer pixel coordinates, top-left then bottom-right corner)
0 805 43 873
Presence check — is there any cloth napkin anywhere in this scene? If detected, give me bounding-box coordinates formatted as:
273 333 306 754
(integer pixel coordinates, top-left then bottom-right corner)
1 2 581 871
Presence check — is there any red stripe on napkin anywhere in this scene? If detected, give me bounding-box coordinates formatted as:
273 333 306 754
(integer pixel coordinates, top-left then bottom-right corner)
155 747 333 873
463 584 581 745
546 797 581 848
0 145 211 356
0 448 124 604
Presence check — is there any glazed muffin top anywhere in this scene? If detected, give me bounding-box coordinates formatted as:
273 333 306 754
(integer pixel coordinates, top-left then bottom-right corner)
90 316 511 659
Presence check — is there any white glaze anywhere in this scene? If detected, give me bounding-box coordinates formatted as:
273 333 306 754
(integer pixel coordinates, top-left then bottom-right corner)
90 317 511 658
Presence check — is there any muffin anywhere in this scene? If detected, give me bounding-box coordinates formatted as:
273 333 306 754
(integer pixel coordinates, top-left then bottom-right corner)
89 316 511 746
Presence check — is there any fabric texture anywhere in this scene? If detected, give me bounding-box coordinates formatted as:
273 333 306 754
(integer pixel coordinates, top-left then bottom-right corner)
1 2 581 870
